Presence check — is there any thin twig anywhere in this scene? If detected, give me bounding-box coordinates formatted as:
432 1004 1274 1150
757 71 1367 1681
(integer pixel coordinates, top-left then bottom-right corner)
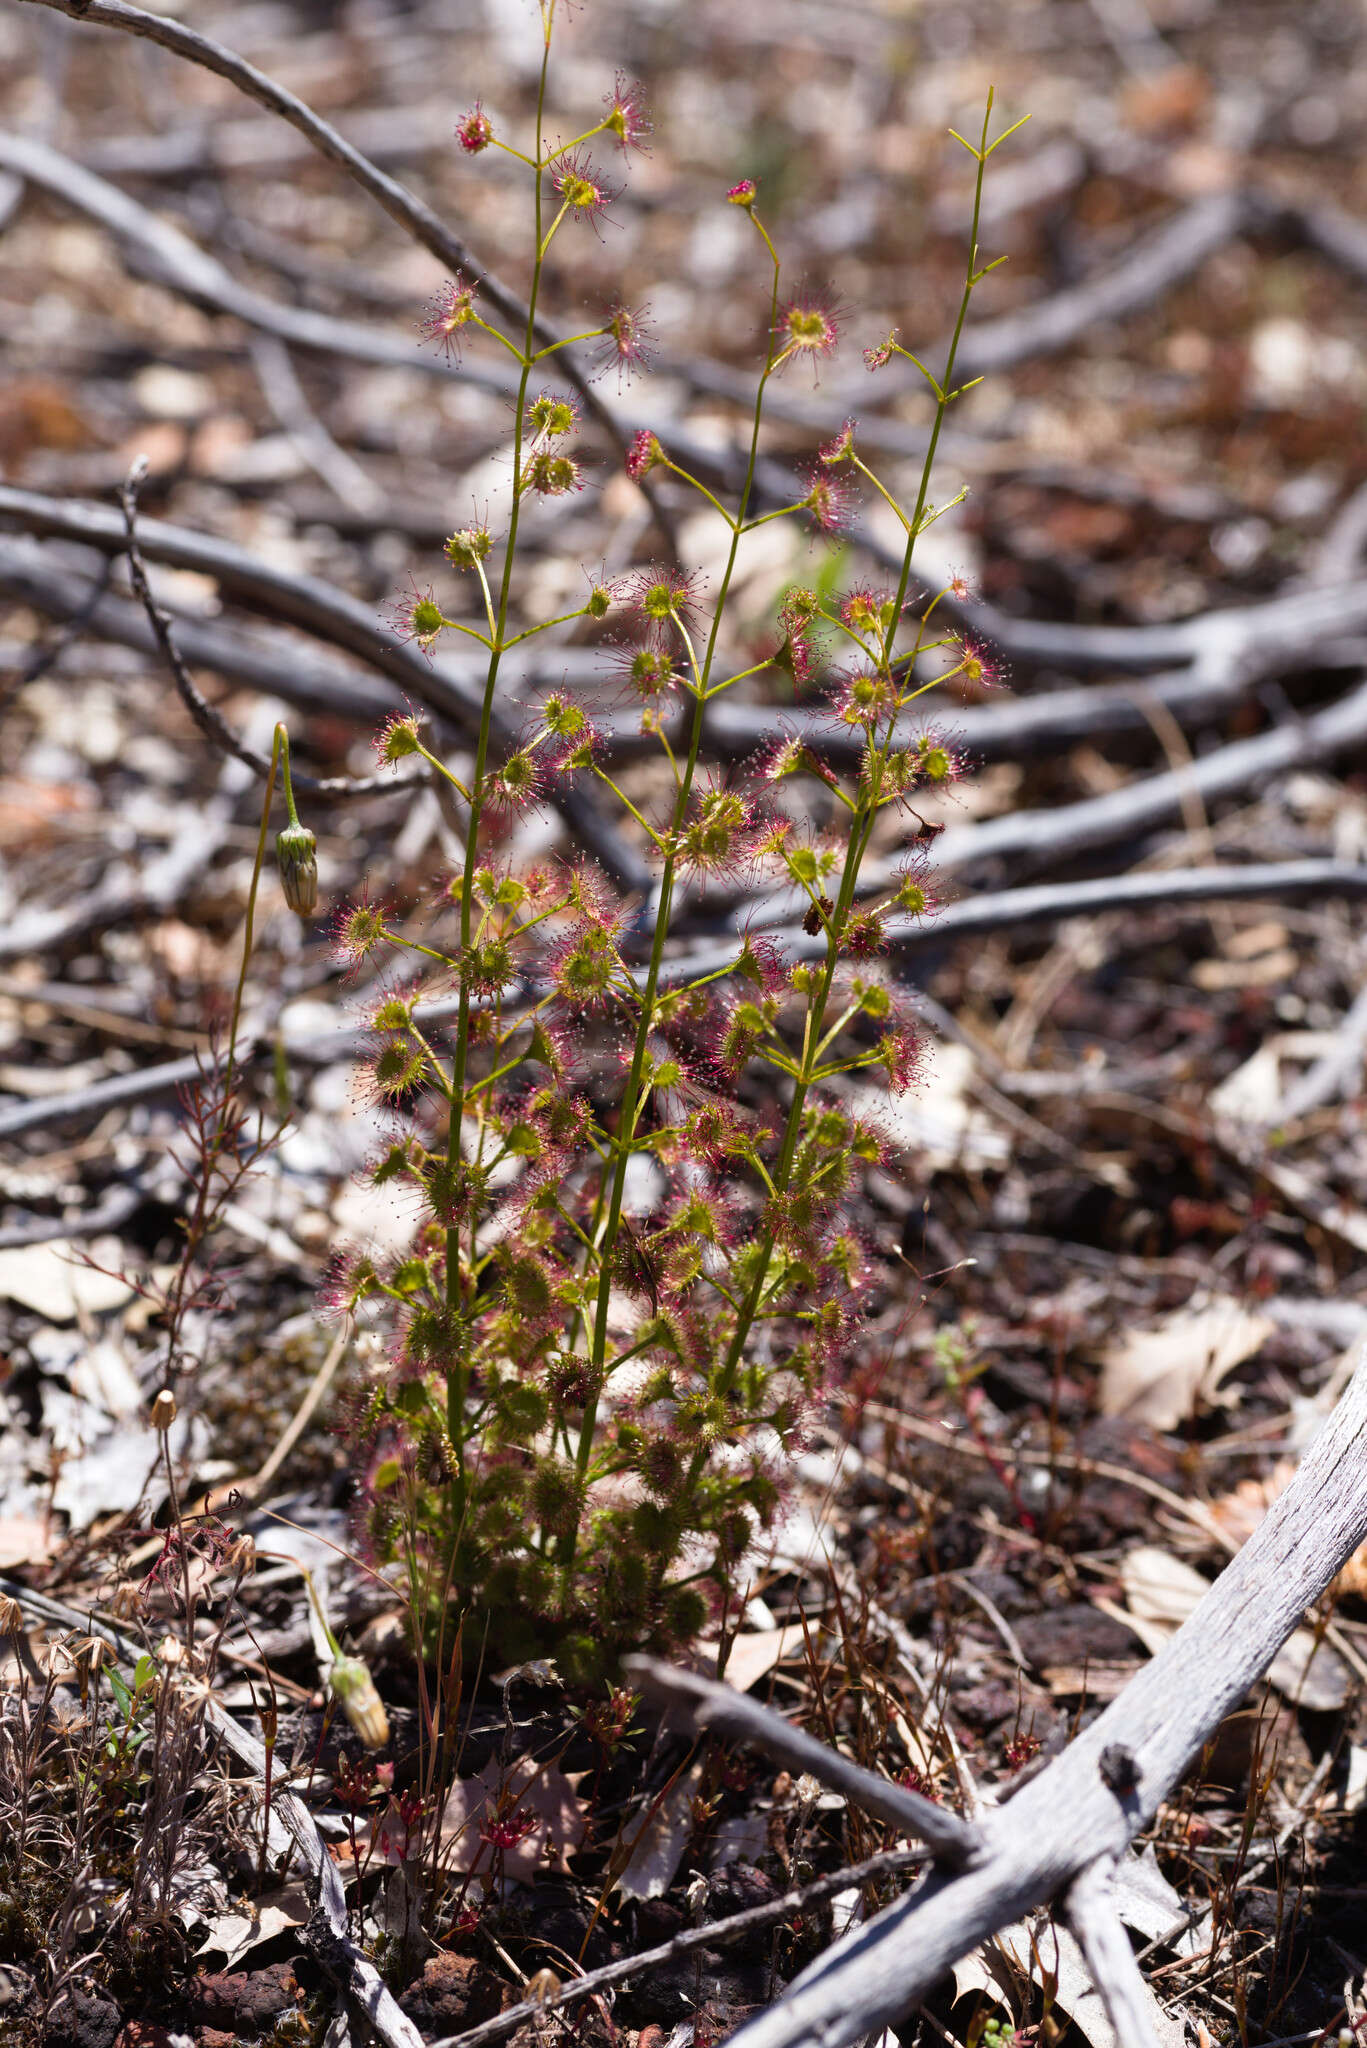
429 1847 929 2048
117 458 416 798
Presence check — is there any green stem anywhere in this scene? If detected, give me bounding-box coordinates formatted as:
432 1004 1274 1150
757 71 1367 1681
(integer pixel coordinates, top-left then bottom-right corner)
574 219 787 1487
720 108 1001 1384
443 35 556 1504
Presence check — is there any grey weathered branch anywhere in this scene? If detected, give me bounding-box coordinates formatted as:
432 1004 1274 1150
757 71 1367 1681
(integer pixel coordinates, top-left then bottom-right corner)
7 858 1367 1142
8 535 1332 774
1063 1857 1169 2048
14 127 1367 686
724 668 1367 932
713 1352 1367 2048
1277 981 1367 1123
625 1658 978 1869
0 485 649 893
899 665 1367 888
0 129 517 389
954 192 1248 382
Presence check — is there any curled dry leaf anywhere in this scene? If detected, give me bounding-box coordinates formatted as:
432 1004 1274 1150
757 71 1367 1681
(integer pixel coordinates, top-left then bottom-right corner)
1097 1296 1274 1430
951 1910 1186 2048
1114 1545 1350 1712
196 1882 311 1971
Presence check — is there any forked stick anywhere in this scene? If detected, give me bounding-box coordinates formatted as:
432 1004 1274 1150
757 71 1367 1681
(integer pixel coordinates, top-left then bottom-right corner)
634 1354 1367 2048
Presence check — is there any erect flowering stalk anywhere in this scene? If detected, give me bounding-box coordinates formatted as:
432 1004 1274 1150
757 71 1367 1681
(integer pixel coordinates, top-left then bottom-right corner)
717 88 1029 1387
347 16 1024 1688
576 176 795 1485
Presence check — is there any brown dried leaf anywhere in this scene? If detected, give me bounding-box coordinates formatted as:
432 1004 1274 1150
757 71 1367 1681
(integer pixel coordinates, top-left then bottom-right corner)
1098 1297 1273 1429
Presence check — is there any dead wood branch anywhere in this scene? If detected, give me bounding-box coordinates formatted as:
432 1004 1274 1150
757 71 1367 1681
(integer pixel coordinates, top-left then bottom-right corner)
1063 1856 1170 2048
699 861 1367 977
6 859 1367 1143
247 334 387 518
955 192 1249 381
0 128 522 396
12 538 1332 774
626 1660 979 1868
117 460 411 798
0 484 650 893
921 667 1367 883
206 1705 426 2048
717 669 1367 932
954 572 1367 676
14 517 1367 826
427 1849 927 2048
14 127 1367 691
1278 982 1367 1122
693 1352 1367 2048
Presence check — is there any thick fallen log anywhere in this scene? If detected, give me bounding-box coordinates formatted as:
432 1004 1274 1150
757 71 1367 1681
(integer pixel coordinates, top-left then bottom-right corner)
632 1352 1367 2048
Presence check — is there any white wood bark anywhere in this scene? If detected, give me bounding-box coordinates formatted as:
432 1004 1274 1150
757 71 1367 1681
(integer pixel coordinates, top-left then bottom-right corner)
716 1355 1367 2048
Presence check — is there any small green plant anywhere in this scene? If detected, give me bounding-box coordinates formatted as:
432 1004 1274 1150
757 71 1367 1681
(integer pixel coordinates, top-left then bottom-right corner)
324 0 1024 1684
101 1652 159 1771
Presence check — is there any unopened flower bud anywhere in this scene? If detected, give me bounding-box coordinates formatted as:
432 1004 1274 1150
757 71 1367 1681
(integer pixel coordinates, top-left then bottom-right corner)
329 1653 390 1749
727 178 758 208
446 524 493 570
150 1389 177 1433
526 1969 561 2007
625 429 665 482
276 822 318 917
456 103 493 154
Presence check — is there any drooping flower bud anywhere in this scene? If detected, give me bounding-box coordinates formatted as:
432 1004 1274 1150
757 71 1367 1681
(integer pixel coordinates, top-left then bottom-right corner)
276 821 318 916
329 1653 391 1749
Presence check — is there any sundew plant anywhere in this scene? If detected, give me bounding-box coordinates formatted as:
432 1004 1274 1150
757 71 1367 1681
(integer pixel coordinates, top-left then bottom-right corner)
326 0 1024 1685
